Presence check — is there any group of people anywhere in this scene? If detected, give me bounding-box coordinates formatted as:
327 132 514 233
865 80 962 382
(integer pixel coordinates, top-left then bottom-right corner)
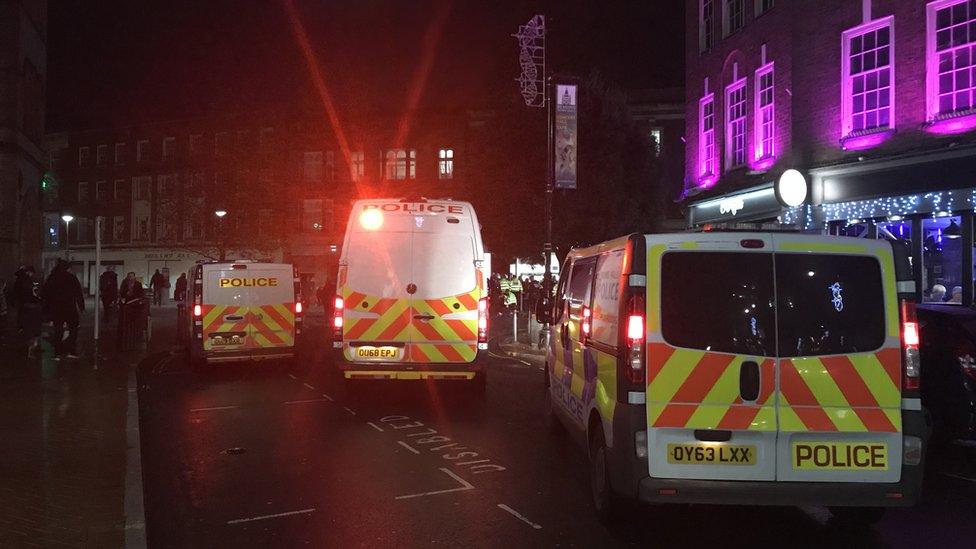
488 273 548 314
1 261 85 359
926 283 964 304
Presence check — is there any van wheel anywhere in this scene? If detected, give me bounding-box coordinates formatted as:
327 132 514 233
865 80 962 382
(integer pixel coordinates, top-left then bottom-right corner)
543 372 563 434
589 423 618 524
828 506 886 527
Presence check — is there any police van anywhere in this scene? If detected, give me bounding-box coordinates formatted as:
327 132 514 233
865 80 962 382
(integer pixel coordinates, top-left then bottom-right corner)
543 230 927 523
184 260 303 367
333 198 490 389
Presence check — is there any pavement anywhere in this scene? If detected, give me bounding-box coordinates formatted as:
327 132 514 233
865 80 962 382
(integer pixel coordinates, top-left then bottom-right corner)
0 300 166 548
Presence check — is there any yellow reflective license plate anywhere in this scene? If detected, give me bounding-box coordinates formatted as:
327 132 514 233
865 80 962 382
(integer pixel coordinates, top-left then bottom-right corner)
666 443 757 465
792 442 888 471
355 346 399 359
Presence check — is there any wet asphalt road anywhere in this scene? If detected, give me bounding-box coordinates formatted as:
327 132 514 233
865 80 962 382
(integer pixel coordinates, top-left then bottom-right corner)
138 317 976 548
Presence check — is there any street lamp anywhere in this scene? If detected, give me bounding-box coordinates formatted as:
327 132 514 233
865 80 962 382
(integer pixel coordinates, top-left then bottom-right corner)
214 210 227 261
61 214 74 260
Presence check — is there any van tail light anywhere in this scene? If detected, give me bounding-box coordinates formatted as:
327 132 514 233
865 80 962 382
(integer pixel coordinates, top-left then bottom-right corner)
192 267 203 339
900 299 920 391
625 296 646 385
295 301 303 314
332 295 345 340
193 304 202 318
477 297 489 344
581 306 592 343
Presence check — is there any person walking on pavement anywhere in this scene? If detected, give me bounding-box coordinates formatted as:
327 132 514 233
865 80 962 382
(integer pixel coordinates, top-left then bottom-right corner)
43 259 85 360
149 269 166 306
174 273 188 303
118 272 146 349
11 266 43 357
99 266 119 323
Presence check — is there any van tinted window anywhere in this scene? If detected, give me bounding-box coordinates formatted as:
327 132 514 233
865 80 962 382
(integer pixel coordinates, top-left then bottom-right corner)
591 250 624 346
568 258 596 304
661 252 775 356
775 254 885 357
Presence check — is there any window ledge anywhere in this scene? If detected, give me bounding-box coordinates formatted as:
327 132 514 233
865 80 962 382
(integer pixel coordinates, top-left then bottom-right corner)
925 111 976 135
840 127 895 151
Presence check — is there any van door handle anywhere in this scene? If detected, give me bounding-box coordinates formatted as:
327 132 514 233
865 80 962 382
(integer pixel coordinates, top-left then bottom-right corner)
413 314 435 321
224 315 244 322
739 360 760 402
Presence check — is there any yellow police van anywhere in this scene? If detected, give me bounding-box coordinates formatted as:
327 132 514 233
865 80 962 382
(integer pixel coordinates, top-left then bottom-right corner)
184 260 303 368
544 230 927 524
333 198 490 390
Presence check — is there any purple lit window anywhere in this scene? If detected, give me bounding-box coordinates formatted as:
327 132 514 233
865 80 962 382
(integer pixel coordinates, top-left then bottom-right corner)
842 18 894 138
699 94 716 178
755 64 774 160
726 81 747 168
725 0 744 35
931 0 976 117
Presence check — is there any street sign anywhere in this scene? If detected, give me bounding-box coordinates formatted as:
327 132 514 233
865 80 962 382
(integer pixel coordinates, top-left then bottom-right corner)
553 83 578 189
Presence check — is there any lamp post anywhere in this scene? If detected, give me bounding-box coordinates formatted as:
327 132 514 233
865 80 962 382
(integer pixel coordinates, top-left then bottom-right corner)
214 210 227 261
61 214 74 260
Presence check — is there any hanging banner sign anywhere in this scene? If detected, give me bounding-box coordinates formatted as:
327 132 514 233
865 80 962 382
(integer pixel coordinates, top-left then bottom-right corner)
554 83 578 190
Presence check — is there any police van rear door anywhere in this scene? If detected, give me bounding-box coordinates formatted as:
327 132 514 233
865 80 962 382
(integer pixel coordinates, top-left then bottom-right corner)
646 234 778 481
245 264 296 350
202 265 251 352
772 235 902 483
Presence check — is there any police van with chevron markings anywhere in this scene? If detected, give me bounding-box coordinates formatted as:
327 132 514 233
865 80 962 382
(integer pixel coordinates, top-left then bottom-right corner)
542 230 928 524
333 198 490 390
183 260 303 368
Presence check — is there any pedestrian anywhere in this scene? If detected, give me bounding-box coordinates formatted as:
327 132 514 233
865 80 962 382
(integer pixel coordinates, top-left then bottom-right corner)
174 272 188 303
149 269 165 306
11 266 43 357
99 266 119 323
118 272 146 349
42 259 85 360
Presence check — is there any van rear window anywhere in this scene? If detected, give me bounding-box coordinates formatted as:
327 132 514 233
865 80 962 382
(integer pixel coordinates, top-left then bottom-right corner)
661 252 775 356
775 254 885 357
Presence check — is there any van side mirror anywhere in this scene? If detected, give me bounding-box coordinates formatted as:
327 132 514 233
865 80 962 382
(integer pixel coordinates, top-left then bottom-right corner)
535 296 552 324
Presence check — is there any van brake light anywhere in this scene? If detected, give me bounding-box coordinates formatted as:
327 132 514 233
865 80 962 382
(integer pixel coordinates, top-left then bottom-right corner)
581 306 592 340
900 299 920 391
625 297 646 385
477 297 488 344
627 314 644 340
332 294 345 340
295 301 303 314
193 304 202 318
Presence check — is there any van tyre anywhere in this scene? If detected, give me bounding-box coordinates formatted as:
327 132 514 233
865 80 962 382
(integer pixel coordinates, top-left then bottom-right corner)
589 423 619 524
828 506 885 527
543 371 563 435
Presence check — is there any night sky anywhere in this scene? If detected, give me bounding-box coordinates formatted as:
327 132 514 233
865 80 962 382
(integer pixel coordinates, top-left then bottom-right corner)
47 0 684 130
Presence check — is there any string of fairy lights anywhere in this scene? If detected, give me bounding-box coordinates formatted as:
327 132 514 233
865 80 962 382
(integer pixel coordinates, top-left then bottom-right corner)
779 189 974 230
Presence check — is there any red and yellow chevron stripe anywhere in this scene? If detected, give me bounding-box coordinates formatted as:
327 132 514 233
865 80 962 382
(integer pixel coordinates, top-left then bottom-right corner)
201 303 295 350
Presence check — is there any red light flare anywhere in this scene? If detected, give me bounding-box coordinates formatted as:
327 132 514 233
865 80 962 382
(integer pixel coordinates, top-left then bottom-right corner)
282 0 360 196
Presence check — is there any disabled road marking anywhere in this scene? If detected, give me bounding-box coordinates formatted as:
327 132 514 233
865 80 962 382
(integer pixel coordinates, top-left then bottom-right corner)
395 468 474 500
397 441 420 455
497 504 542 530
284 398 330 405
944 472 976 483
367 422 385 432
190 405 239 412
226 508 316 524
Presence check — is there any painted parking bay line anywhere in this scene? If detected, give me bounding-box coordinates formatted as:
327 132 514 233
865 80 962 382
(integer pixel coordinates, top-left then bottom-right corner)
395 468 474 500
190 405 239 412
226 508 315 525
284 398 330 405
497 504 542 530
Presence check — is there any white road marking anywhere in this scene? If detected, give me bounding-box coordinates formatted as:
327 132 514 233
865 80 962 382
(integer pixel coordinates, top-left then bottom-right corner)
497 504 542 530
189 405 239 412
943 472 976 483
303 383 316 390
395 468 475 500
287 374 297 380
321 393 334 402
518 360 532 367
397 441 421 454
284 398 329 405
367 422 384 432
226 508 315 525
343 407 356 416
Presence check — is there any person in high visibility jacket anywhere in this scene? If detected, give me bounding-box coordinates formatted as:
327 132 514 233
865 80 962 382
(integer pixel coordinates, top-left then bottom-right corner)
500 275 517 310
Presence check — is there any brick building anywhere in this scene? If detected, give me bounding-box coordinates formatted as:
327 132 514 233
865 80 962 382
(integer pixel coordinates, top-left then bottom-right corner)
684 0 976 304
0 0 46 277
42 108 489 296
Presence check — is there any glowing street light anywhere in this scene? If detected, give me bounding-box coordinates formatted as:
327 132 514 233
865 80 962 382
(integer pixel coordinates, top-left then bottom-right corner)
214 210 228 261
61 214 74 260
214 210 227 218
